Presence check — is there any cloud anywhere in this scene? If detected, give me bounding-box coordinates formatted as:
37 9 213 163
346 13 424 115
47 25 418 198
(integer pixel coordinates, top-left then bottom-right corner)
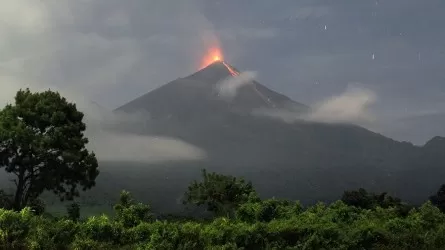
218 28 277 41
0 1 224 108
86 130 207 163
0 1 210 164
77 95 208 163
253 86 377 125
215 71 257 100
306 86 377 123
289 6 331 20
1 0 443 149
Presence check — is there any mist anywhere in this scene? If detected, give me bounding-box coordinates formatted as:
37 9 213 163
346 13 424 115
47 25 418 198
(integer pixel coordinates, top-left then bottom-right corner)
306 87 377 124
253 86 377 126
82 104 207 163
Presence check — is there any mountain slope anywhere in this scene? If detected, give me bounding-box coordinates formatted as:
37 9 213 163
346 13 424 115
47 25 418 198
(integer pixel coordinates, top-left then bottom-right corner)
97 61 445 213
384 113 445 145
116 61 308 119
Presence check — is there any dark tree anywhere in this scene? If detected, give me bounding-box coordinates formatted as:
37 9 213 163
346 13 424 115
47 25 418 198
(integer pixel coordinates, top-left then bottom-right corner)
183 169 257 217
67 202 80 221
342 188 407 213
341 188 374 209
430 184 445 212
0 89 99 210
0 190 13 209
29 198 45 215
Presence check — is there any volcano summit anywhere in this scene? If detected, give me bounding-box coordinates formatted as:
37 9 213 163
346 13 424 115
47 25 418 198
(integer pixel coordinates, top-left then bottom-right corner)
97 61 445 213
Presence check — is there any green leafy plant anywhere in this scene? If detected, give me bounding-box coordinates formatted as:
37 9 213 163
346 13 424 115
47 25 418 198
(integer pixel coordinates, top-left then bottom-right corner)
183 169 257 217
0 89 99 210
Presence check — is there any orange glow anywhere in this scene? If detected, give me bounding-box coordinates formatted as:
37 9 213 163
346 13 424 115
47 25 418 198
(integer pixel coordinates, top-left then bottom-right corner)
222 61 239 77
200 47 224 69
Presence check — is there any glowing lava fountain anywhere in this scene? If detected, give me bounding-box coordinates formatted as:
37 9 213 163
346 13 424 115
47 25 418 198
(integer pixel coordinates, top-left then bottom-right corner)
199 47 241 78
200 47 224 69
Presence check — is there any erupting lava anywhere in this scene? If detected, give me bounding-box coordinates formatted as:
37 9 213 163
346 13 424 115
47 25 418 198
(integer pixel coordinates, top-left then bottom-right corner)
199 47 240 77
200 47 224 69
199 46 274 107
222 61 239 77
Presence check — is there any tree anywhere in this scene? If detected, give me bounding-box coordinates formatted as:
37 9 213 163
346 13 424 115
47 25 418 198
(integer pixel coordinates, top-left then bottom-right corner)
236 198 303 222
28 198 45 215
0 89 99 210
183 169 257 217
341 188 374 209
341 188 409 215
67 202 81 221
430 184 445 212
0 190 12 209
113 190 152 227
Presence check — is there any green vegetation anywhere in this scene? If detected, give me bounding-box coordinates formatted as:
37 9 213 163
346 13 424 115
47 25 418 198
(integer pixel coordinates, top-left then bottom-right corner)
1 89 445 249
183 169 258 217
0 89 99 211
1 190 445 249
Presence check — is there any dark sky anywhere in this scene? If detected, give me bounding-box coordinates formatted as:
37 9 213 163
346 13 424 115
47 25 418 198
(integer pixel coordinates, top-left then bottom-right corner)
1 0 444 144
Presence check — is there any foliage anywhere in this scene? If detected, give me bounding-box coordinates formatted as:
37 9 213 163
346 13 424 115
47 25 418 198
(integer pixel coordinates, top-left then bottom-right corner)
67 202 81 221
0 89 99 210
341 188 412 215
0 190 13 210
114 190 152 228
0 207 33 249
0 189 443 249
28 198 45 216
430 184 445 212
183 169 257 217
236 198 303 222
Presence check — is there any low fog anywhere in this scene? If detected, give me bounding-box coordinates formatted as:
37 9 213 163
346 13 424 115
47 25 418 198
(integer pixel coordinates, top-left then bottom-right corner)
82 104 207 163
252 86 377 128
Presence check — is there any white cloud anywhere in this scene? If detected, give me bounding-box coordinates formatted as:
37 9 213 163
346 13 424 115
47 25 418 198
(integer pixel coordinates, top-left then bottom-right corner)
87 130 206 163
88 92 211 163
215 71 257 100
306 87 377 123
253 86 377 125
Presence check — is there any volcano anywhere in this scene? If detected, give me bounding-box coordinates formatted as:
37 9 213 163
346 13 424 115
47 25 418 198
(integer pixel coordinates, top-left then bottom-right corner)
95 60 445 213
116 61 308 119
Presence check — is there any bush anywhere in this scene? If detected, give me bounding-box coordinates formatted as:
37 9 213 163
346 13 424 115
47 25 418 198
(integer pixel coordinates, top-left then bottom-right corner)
114 191 152 228
0 207 33 249
0 192 443 249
